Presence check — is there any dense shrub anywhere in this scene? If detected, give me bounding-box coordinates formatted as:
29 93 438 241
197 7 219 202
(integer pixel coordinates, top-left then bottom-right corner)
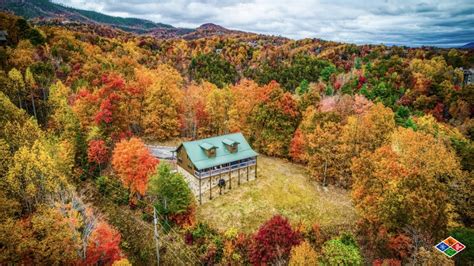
186 222 224 264
95 175 129 205
222 228 252 265
320 235 362 265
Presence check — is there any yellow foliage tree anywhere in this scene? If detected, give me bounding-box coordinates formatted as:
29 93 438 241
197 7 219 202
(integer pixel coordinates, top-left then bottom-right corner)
8 40 35 71
5 140 70 212
48 81 82 151
143 64 183 141
289 241 318 266
307 121 346 186
3 117 43 152
7 67 25 109
206 86 234 136
112 258 132 266
0 205 81 264
341 102 395 157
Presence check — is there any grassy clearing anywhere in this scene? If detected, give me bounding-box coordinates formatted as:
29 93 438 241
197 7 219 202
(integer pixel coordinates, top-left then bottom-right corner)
197 156 357 233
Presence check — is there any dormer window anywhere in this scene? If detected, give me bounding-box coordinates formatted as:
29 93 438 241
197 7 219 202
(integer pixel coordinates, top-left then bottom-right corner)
200 142 217 157
222 138 239 153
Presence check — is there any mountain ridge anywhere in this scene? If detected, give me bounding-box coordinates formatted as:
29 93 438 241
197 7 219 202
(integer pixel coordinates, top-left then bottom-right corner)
0 0 174 32
0 0 253 39
460 42 474 49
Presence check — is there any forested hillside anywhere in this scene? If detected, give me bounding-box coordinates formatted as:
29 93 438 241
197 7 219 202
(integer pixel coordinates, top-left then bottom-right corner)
0 0 173 32
0 10 472 265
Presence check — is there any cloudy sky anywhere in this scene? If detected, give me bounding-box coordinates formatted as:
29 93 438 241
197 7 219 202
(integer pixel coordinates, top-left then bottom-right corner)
54 0 474 47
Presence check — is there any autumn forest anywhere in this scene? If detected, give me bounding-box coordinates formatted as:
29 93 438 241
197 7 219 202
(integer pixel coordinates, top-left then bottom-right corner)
0 6 473 266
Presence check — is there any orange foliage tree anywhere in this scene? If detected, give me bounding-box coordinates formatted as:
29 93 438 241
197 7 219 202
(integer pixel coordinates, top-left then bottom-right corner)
289 128 306 163
228 79 263 135
111 137 158 199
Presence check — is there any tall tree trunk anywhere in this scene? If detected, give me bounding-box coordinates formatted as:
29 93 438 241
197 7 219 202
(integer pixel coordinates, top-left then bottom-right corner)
18 92 23 109
323 160 327 187
30 91 37 120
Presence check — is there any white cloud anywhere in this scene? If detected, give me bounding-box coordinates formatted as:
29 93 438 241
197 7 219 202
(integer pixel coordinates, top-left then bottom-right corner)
54 0 474 47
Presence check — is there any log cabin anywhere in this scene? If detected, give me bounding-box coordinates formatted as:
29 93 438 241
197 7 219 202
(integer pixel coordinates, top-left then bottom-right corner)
175 132 258 204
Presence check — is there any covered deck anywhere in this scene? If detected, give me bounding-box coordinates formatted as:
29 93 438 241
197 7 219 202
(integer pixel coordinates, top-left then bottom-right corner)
194 157 257 179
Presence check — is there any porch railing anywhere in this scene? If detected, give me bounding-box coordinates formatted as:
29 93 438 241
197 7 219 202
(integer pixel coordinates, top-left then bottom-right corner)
194 159 256 179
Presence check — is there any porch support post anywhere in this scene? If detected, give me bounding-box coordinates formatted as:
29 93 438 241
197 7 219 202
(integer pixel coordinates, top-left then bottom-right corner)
229 164 232 189
199 176 202 205
209 169 213 200
238 166 241 186
255 157 257 179
247 164 249 182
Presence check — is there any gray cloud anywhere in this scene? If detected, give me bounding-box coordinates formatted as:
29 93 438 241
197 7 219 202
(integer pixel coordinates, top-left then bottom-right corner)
54 0 474 47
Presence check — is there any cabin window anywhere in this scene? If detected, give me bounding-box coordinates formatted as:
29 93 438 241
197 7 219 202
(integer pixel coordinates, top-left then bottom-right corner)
207 148 216 157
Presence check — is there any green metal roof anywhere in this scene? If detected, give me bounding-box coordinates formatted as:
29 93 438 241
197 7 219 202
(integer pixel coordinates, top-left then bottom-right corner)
180 132 258 170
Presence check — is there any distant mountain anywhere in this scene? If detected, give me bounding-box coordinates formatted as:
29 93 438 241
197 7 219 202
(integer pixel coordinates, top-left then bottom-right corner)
0 0 257 39
148 23 251 40
460 42 474 49
184 23 247 39
0 0 174 32
196 23 233 34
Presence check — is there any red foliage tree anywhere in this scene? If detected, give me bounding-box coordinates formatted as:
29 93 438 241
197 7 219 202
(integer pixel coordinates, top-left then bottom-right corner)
111 137 158 198
94 74 125 125
87 139 109 166
249 215 301 265
85 222 122 265
93 73 133 136
95 93 121 125
430 102 444 121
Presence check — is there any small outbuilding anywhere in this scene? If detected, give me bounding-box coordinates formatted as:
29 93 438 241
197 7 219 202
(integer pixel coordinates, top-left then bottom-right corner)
176 132 258 204
463 68 474 86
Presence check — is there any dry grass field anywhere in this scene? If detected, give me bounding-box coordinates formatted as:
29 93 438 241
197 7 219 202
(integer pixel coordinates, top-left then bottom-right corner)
197 155 357 233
